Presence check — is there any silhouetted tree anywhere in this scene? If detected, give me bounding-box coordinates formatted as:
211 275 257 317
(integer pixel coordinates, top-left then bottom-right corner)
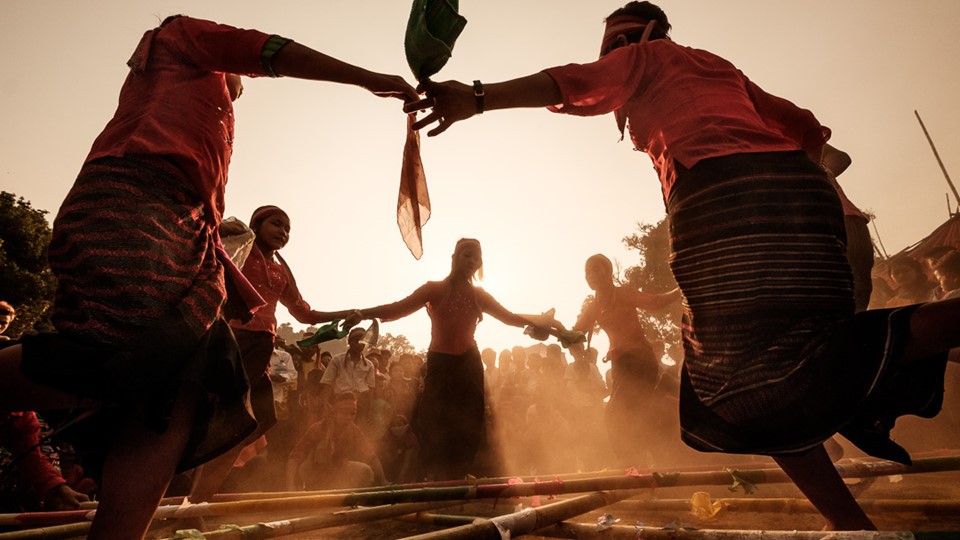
0 192 55 337
378 332 423 359
622 218 681 362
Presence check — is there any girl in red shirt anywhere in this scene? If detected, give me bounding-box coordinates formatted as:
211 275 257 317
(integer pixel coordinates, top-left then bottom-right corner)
186 205 348 510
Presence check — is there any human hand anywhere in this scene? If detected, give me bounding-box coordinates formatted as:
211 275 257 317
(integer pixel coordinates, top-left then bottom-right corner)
343 310 363 330
43 483 90 511
366 73 419 102
403 79 476 136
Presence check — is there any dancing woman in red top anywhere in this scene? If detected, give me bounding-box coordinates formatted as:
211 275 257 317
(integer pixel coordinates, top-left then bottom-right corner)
186 205 348 509
570 254 680 466
0 15 415 539
347 238 544 480
404 1 960 529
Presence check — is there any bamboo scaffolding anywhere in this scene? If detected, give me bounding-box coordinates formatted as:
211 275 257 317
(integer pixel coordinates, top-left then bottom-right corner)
620 497 960 516
535 522 960 540
158 500 456 540
402 489 643 540
5 455 960 529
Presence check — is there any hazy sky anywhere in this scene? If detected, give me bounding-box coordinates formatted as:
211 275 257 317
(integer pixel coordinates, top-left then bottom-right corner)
2 1 959 358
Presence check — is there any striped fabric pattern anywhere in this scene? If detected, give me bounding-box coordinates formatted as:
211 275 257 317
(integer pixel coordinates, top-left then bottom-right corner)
48 157 225 345
668 152 854 429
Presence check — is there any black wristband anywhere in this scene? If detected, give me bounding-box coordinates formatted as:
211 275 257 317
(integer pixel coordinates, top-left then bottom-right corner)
473 80 484 114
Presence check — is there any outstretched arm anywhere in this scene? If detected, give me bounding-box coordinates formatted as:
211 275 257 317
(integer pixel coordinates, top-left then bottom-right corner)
404 73 562 136
354 282 436 322
475 288 543 329
271 41 418 102
623 286 682 311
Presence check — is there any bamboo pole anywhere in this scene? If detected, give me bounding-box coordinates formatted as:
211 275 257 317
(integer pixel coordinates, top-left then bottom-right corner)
535 522 960 540
915 110 960 210
621 497 960 516
401 489 643 540
78 459 781 510
6 456 960 528
0 522 91 540
158 500 456 540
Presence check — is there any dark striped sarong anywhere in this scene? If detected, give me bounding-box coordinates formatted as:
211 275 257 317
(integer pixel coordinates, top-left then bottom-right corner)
21 156 255 470
668 151 946 462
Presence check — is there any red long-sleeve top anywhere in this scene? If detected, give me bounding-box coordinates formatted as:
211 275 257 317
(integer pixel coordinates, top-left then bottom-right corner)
231 244 322 335
84 16 283 228
544 39 829 202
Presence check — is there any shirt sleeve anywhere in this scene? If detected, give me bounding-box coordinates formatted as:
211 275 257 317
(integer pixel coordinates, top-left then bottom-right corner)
160 16 285 78
279 274 320 325
543 44 649 117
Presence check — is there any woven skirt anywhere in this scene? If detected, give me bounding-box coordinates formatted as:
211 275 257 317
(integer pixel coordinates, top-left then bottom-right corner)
668 151 946 463
21 156 255 471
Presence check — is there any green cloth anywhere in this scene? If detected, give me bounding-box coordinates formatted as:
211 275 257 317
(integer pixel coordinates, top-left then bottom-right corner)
296 320 349 348
556 329 587 348
405 0 467 81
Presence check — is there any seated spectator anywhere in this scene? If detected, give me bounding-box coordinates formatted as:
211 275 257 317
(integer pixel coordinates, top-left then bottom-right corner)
377 414 419 484
1 412 90 510
285 392 384 490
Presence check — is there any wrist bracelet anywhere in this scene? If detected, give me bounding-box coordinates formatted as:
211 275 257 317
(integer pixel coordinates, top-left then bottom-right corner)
473 80 484 114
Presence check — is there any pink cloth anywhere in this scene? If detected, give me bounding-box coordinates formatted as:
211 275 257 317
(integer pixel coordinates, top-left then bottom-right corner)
544 39 829 202
85 17 274 228
398 114 431 259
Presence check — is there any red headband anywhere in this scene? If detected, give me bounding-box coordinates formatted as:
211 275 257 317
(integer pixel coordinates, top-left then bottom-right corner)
249 205 289 231
600 15 654 57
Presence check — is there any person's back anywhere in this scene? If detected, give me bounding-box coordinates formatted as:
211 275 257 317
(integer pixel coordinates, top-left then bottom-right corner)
550 37 824 199
88 16 278 224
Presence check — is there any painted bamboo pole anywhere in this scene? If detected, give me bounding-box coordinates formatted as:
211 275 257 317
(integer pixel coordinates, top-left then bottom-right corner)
158 500 456 540
621 497 960 516
0 522 91 540
5 455 960 528
535 522 960 540
401 489 644 540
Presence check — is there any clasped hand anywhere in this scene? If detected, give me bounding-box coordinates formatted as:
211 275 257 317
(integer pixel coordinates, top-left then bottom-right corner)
403 80 476 136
